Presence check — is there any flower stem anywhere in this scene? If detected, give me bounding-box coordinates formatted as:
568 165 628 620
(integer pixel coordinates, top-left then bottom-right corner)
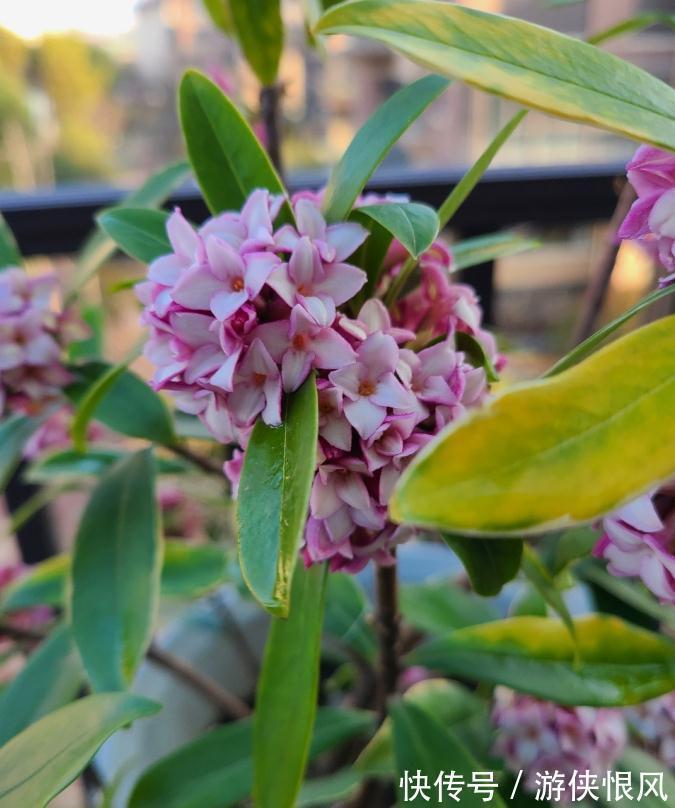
375 558 400 724
168 442 224 477
260 84 284 178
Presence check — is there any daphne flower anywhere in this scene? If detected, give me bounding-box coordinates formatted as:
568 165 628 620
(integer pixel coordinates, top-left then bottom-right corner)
339 298 415 344
361 412 417 473
329 332 415 439
268 235 367 325
625 692 675 767
594 487 675 604
227 338 282 427
317 384 352 451
0 269 55 315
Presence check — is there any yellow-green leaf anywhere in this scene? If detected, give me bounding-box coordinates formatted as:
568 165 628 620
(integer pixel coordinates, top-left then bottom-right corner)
230 0 283 86
409 615 675 706
316 1 675 152
392 315 675 536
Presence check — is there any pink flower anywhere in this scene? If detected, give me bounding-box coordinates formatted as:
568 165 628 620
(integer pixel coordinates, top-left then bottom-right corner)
625 692 675 767
338 298 415 345
594 486 675 604
228 338 282 426
619 146 675 285
329 332 415 439
492 688 627 801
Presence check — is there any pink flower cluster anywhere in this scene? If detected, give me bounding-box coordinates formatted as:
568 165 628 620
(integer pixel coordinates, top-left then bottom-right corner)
625 692 675 768
138 190 496 571
619 146 675 287
0 268 82 418
594 484 675 605
492 688 627 800
0 564 52 639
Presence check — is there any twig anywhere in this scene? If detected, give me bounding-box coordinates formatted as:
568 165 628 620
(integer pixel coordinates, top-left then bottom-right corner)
147 642 250 719
260 84 284 177
374 560 400 724
0 621 45 644
571 181 636 346
168 442 224 477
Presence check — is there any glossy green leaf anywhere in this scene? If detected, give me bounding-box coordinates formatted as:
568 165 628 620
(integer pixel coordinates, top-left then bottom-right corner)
538 526 599 576
0 214 21 269
392 701 505 807
202 0 234 35
354 203 439 259
316 2 675 151
442 535 523 596
129 706 371 808
97 208 171 263
322 75 449 222
352 215 393 300
68 303 104 361
357 678 483 776
521 545 576 641
71 449 161 691
545 284 675 377
324 572 376 660
0 555 69 612
452 231 540 271
230 0 283 86
606 747 675 808
410 614 675 706
0 693 159 808
26 448 187 483
579 561 675 629
400 578 499 635
0 414 39 492
393 315 675 536
75 161 190 286
440 111 527 229
0 625 83 746
161 541 229 597
179 70 286 214
454 331 499 383
65 362 175 447
70 361 130 452
237 373 317 616
254 562 327 808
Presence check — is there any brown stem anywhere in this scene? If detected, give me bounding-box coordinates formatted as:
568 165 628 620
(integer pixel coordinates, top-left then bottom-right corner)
168 442 223 477
571 181 636 346
147 643 251 719
374 559 400 724
260 84 284 178
0 621 44 644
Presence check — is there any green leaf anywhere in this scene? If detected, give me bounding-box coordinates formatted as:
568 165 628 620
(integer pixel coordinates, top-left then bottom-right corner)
0 414 39 492
454 331 499 383
588 13 675 46
237 373 318 616
179 70 286 214
521 545 576 641
357 678 484 776
392 701 505 807
68 304 104 362
545 284 675 377
392 315 675 536
324 572 376 660
322 75 449 222
0 693 159 808
0 555 69 612
26 448 187 483
316 1 675 152
410 614 675 706
71 449 161 691
202 0 234 35
400 578 499 635
578 560 675 630
354 203 439 259
70 360 130 452
161 541 229 597
129 706 371 808
75 160 190 286
230 0 283 86
0 625 83 746
0 214 22 269
442 535 523 596
538 526 599 576
65 362 175 447
254 562 327 808
439 111 527 229
97 208 171 263
351 215 393 300
297 771 365 807
606 747 675 808
452 231 540 271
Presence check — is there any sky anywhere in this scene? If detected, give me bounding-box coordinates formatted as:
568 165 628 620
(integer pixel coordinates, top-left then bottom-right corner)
1 0 138 40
